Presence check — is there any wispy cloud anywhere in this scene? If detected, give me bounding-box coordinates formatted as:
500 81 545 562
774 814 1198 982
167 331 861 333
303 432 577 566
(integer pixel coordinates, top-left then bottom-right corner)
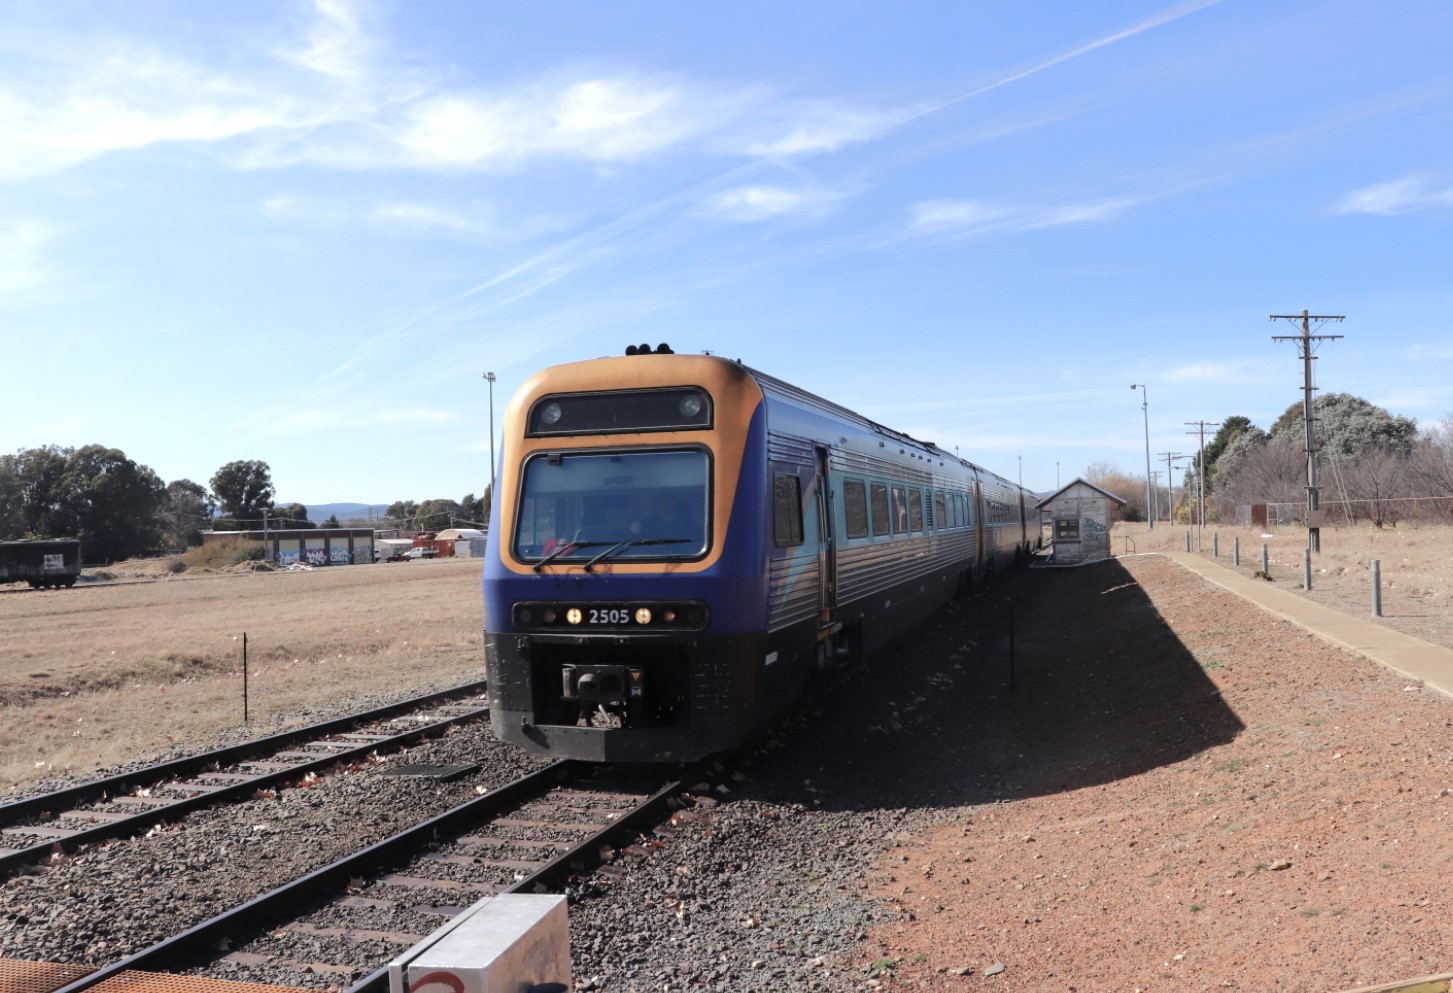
1164 359 1271 385
908 195 1144 239
1332 175 1453 216
702 183 845 222
1405 342 1453 360
0 218 56 293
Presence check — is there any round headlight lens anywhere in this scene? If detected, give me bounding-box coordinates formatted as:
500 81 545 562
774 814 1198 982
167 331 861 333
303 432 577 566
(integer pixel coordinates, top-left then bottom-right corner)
566 608 583 625
541 402 564 425
635 608 653 625
678 394 704 418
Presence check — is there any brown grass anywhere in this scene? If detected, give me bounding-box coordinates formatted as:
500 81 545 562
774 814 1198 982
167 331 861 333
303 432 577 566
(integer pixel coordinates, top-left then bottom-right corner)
0 558 484 789
1110 519 1453 648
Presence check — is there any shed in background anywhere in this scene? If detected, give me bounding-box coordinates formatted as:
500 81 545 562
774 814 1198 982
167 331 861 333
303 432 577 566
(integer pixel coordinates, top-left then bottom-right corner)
1035 479 1126 566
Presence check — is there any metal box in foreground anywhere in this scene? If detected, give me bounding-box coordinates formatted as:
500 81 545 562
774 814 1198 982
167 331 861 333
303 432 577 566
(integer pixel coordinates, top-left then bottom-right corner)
389 893 569 993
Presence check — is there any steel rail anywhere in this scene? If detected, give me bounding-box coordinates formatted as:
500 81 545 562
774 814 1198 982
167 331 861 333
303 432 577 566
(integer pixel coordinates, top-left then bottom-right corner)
0 681 489 877
341 768 694 993
49 759 697 993
48 760 580 993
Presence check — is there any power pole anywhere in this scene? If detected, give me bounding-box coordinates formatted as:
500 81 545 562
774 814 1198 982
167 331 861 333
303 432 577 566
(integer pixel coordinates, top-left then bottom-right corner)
1270 309 1344 554
1159 452 1183 524
1185 420 1220 552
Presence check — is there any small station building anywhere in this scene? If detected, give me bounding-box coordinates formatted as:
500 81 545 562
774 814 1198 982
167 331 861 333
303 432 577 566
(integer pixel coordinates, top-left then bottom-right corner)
1035 478 1125 566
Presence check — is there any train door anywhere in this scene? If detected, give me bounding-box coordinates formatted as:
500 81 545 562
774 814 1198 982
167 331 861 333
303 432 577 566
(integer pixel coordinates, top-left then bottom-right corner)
814 446 837 615
973 476 989 581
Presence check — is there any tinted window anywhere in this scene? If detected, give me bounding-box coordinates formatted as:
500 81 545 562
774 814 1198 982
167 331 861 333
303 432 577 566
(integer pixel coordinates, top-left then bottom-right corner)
514 449 709 561
843 480 869 539
773 473 804 547
891 486 907 534
908 488 924 531
934 491 946 530
870 483 890 536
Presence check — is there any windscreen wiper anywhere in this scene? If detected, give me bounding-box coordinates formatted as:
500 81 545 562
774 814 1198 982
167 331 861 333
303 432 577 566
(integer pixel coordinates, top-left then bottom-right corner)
532 540 616 573
582 538 691 572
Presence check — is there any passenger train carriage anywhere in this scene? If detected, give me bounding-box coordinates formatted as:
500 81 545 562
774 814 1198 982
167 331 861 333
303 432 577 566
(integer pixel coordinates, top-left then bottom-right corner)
483 346 1036 762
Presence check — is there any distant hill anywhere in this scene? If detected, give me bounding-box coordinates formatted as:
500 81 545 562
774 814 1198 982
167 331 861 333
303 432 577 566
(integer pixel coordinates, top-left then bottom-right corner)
279 502 391 523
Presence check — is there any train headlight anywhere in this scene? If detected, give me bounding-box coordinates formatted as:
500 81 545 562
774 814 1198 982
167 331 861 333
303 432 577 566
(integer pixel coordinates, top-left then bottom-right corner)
540 402 564 425
678 394 704 418
635 607 653 625
543 608 558 624
662 608 677 623
566 608 583 625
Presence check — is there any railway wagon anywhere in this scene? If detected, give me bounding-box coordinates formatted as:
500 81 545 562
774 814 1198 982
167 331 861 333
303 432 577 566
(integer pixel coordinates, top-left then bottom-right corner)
0 539 82 588
483 346 1036 762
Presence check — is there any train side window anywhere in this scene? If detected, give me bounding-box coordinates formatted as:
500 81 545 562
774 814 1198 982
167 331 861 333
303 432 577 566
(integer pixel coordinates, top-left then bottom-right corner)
934 491 946 530
908 488 924 531
870 483 890 536
773 473 804 547
891 486 907 534
843 480 869 539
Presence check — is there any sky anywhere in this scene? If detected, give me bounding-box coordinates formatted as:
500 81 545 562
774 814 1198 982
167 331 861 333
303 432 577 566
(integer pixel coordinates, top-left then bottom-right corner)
3 0 1452 506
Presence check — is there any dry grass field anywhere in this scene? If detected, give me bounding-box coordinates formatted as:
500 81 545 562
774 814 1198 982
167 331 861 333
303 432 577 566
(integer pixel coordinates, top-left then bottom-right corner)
1111 520 1453 652
0 558 485 790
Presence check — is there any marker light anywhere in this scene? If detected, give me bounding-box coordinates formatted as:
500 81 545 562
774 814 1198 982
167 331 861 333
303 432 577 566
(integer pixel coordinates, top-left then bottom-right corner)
635 607 653 625
540 402 564 425
566 608 583 625
678 394 704 418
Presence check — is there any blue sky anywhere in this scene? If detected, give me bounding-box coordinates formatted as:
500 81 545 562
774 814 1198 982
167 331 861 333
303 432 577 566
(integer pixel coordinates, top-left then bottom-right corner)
3 0 1451 505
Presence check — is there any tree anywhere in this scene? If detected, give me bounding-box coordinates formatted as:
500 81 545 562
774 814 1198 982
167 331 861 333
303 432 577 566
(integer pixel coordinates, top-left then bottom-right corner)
1085 462 1144 522
162 479 216 549
274 502 315 529
211 460 275 530
385 500 418 527
60 445 166 562
1271 393 1417 458
322 514 341 528
414 498 461 533
0 445 164 560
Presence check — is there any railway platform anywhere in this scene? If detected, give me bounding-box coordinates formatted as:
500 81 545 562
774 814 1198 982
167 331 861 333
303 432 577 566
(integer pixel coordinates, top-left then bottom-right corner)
1162 550 1453 703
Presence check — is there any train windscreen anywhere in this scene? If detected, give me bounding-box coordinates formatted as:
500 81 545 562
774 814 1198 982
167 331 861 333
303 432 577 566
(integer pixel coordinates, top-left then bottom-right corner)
513 448 710 562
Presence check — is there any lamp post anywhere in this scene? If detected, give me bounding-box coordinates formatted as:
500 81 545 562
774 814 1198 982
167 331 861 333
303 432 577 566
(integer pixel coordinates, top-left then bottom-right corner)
1131 384 1153 529
483 372 497 515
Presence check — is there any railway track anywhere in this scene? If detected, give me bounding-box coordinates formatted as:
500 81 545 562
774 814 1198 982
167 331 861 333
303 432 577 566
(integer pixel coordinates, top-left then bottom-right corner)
33 759 697 992
0 681 490 878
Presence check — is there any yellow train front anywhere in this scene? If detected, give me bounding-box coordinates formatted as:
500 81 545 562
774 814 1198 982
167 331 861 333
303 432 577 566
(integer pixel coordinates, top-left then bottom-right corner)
483 346 1034 762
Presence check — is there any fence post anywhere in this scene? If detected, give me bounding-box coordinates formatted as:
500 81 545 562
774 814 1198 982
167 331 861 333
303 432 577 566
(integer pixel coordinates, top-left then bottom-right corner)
1213 532 1219 558
1261 543 1269 577
1185 530 1191 552
1371 560 1382 617
1303 548 1312 590
1234 536 1240 567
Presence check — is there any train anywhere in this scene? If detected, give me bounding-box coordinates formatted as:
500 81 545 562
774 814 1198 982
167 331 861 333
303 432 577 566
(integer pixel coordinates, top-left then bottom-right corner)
482 345 1038 762
0 539 82 589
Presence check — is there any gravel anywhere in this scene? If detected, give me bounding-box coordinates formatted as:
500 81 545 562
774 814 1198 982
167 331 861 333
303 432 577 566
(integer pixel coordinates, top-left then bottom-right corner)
7 552 1450 992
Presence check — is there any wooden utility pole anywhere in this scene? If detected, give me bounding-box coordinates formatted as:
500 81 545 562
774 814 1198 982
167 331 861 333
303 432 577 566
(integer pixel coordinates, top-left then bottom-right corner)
1185 420 1221 551
1270 309 1344 554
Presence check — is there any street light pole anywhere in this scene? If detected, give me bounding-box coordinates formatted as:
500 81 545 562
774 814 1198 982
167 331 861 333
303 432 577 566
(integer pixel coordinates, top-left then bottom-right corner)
483 372 497 519
1131 384 1153 530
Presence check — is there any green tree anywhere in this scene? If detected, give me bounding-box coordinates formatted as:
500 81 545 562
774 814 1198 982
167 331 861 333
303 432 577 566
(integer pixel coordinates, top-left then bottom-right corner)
211 460 275 530
414 498 461 532
385 499 418 527
162 479 216 549
60 445 166 562
322 514 341 528
273 503 315 529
